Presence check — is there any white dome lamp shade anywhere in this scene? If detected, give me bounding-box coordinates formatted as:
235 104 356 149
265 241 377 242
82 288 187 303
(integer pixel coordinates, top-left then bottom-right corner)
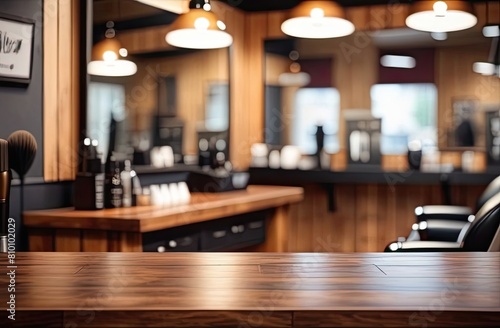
87 38 137 77
166 0 233 50
406 1 477 33
472 35 500 77
281 0 355 39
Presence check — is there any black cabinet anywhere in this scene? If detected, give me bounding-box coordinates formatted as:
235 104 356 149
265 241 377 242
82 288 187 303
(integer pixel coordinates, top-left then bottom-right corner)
142 210 268 252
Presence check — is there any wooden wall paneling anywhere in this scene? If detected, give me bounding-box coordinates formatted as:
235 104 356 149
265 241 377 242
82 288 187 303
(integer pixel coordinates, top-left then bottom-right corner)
43 0 80 182
43 0 59 182
226 8 247 170
295 185 315 252
354 184 379 252
107 231 122 252
286 203 300 252
55 229 81 251
57 0 76 181
376 184 392 251
388 3 410 28
243 13 268 168
367 5 391 31
82 230 109 252
335 184 357 252
119 232 142 252
71 0 80 179
346 6 370 30
266 11 287 39
28 228 54 251
312 185 331 253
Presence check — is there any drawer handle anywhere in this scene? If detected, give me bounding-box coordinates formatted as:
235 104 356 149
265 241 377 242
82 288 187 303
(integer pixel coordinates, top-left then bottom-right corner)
157 246 166 253
231 225 245 234
168 240 177 248
249 221 263 229
212 230 226 238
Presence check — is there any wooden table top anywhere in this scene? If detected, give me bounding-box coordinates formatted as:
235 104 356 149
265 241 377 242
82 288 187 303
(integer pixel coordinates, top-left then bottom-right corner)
23 185 304 232
1 252 499 327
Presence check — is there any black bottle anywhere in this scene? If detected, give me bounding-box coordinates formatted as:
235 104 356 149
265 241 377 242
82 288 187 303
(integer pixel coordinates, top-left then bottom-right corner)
104 157 123 208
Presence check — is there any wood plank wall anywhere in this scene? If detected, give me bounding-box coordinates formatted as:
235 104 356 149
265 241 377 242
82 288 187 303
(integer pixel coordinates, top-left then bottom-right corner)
284 183 485 253
43 0 80 182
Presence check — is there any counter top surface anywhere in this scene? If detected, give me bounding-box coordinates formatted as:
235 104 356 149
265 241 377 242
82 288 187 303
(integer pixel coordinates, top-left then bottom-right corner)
248 167 499 185
23 185 304 233
0 252 499 327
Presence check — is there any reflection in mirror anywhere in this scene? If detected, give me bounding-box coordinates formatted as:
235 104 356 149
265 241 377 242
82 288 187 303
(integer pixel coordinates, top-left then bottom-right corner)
86 0 230 168
264 38 341 157
264 26 493 163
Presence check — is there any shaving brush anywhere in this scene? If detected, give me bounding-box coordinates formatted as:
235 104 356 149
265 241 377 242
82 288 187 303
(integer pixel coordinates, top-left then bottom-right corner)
0 139 10 251
8 130 37 179
8 130 37 251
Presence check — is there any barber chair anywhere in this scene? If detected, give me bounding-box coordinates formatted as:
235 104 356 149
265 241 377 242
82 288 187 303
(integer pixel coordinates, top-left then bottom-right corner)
385 191 500 252
404 175 500 242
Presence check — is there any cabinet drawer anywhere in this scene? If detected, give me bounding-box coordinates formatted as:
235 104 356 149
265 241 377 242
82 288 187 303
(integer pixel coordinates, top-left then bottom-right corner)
200 212 267 251
200 227 230 251
143 226 200 252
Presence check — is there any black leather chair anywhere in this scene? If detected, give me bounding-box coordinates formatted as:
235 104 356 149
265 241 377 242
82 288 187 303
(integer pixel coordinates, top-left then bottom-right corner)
405 175 500 242
385 191 500 252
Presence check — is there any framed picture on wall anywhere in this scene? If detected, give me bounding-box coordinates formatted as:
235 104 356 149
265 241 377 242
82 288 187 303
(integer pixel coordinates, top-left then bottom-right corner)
0 13 35 84
448 97 481 148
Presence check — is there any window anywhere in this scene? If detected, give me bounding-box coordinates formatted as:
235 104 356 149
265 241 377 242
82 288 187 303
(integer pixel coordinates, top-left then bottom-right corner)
87 82 127 160
370 83 437 154
205 82 229 131
292 88 340 154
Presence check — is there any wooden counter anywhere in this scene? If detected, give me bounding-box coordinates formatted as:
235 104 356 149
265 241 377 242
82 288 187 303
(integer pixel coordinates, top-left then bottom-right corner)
23 185 304 252
1 252 499 327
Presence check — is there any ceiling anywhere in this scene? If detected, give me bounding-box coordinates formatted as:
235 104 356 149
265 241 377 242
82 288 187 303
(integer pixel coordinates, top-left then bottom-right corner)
221 0 485 12
219 0 410 12
93 0 492 52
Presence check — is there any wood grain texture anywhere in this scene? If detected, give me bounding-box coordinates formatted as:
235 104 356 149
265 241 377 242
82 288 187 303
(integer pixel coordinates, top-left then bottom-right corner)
0 252 498 328
284 183 485 253
27 228 54 251
82 230 108 252
43 0 80 182
43 0 59 182
64 310 292 328
23 186 304 232
55 229 81 251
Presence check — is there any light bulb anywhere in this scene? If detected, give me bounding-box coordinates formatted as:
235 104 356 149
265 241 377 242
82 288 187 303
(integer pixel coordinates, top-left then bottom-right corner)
310 8 324 19
119 48 128 57
217 20 226 31
433 1 448 17
103 50 117 62
194 17 210 30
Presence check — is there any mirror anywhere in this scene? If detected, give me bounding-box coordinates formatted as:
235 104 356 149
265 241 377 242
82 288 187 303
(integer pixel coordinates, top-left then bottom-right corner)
86 0 230 166
264 26 494 160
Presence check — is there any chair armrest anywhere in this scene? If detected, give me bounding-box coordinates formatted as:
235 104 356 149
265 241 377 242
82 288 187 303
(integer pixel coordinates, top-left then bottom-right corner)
384 240 462 252
415 205 473 222
412 219 469 242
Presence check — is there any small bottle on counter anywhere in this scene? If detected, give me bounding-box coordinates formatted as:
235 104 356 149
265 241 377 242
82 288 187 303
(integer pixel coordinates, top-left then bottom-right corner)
121 160 133 207
74 138 104 210
104 157 123 208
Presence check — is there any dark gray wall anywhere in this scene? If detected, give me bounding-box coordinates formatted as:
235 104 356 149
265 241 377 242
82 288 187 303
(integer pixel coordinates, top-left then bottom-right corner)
0 0 44 178
1 1 74 251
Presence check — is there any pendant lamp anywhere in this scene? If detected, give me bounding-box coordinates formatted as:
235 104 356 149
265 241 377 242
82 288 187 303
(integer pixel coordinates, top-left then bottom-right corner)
165 0 233 49
87 22 137 77
279 51 311 87
405 1 477 33
473 34 500 77
281 0 355 39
